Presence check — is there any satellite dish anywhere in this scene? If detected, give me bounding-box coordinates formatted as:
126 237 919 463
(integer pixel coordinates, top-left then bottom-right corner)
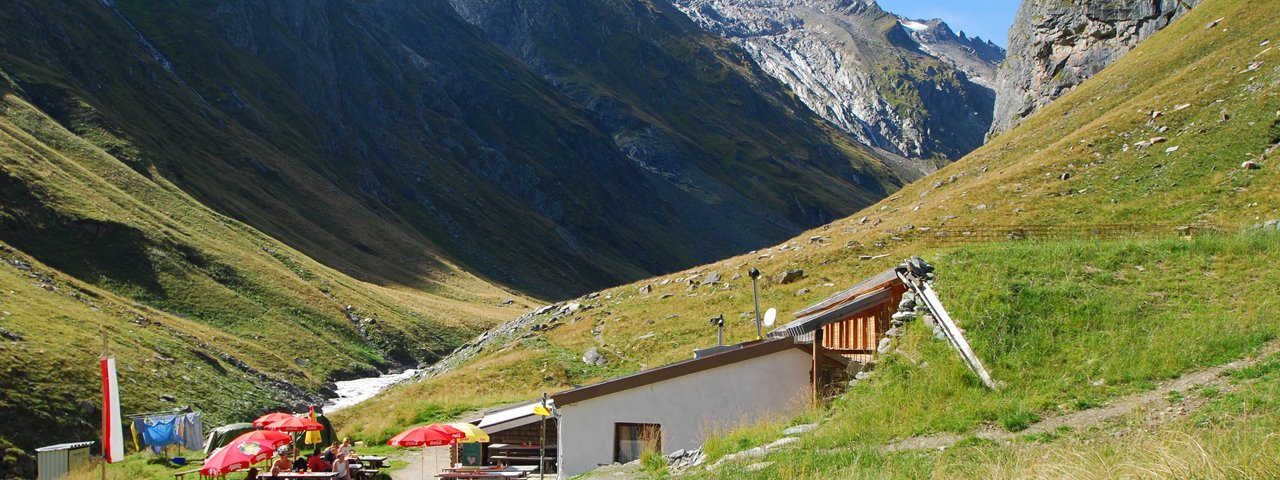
763 308 777 327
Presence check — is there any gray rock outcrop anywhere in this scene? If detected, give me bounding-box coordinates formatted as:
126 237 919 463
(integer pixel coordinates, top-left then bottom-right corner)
990 0 1202 135
774 268 805 284
672 0 1004 163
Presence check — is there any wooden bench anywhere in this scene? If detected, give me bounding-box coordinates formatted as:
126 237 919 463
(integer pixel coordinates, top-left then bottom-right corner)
172 467 202 479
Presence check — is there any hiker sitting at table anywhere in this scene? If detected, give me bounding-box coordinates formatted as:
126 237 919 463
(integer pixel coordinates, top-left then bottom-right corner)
333 453 352 480
308 448 330 472
324 442 340 463
292 452 309 472
338 437 353 457
245 467 259 480
271 451 292 478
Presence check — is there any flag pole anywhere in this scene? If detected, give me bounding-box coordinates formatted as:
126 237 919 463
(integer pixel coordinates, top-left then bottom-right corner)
100 328 124 479
101 329 108 480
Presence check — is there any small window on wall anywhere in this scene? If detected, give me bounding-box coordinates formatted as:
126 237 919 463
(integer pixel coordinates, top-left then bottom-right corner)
614 423 662 464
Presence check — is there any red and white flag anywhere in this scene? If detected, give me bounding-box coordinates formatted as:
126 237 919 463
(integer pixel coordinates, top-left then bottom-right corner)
100 356 125 463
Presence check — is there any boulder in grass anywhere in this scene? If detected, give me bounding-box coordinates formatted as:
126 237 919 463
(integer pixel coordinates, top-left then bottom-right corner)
774 269 805 284
582 348 607 366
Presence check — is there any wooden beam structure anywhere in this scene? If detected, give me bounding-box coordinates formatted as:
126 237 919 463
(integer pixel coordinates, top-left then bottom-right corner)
812 328 823 407
896 270 997 390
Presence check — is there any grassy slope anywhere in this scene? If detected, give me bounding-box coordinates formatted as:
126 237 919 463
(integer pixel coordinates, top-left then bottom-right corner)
0 85 531 453
705 234 1280 479
336 0 1280 466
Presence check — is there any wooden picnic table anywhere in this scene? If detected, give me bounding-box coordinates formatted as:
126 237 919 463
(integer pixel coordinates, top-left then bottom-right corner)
436 473 527 479
353 455 388 469
274 472 340 479
437 466 528 479
171 467 203 479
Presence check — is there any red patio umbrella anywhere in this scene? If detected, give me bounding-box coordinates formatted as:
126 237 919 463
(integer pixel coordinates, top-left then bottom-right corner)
236 429 294 449
201 432 284 476
264 416 325 432
388 424 465 447
253 412 295 427
389 424 467 478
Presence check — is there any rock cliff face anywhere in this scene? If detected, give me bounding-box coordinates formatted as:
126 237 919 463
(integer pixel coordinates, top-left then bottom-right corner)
990 0 1202 135
671 0 1004 162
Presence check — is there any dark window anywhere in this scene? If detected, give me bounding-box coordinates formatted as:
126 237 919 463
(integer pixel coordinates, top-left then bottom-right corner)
613 423 661 464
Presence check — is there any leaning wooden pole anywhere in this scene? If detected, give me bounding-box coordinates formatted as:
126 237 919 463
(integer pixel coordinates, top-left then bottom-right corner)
812 328 823 406
896 263 997 390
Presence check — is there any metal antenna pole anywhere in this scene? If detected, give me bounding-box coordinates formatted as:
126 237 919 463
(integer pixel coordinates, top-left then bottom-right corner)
715 316 724 346
539 393 547 478
749 268 762 339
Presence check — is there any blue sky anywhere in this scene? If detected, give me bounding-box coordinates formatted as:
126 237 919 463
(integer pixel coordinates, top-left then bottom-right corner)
877 0 1021 47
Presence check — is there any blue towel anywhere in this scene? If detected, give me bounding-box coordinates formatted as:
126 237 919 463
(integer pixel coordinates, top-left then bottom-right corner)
142 415 180 451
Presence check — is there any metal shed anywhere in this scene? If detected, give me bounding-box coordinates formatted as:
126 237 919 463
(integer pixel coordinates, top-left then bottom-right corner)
35 441 94 480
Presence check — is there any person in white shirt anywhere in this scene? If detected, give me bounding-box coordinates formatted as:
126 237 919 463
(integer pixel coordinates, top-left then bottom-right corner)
333 453 351 480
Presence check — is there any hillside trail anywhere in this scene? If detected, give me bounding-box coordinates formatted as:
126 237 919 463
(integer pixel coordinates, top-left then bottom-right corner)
881 341 1280 452
591 317 647 370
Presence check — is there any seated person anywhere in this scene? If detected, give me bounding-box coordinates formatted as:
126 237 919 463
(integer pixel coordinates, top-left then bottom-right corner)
292 453 308 472
333 453 351 480
270 452 292 478
245 467 259 480
308 449 329 472
323 443 339 463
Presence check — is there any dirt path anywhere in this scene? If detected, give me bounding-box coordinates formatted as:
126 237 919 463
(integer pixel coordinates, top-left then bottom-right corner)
881 342 1280 452
389 446 452 480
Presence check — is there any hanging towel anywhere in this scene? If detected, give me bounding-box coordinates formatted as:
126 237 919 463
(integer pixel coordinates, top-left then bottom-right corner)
141 415 180 450
132 418 150 452
130 420 141 453
181 413 204 451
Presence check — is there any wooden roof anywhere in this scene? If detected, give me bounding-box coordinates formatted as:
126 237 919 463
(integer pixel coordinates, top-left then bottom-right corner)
793 268 898 318
770 268 901 339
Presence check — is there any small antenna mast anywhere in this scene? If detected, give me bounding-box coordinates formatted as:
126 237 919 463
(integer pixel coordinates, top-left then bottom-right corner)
748 268 762 339
709 315 725 346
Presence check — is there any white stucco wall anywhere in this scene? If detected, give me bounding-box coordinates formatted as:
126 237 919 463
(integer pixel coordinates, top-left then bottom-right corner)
555 348 812 478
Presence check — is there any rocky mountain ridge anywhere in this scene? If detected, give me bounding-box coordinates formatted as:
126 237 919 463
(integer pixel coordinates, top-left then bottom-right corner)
671 0 1004 163
900 17 1005 88
990 0 1203 135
